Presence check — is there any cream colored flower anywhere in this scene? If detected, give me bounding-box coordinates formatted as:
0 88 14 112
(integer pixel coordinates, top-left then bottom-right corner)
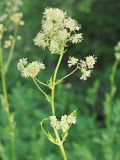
21 67 30 78
49 40 60 54
71 33 83 44
85 55 97 69
57 29 69 41
34 8 82 54
60 115 69 132
26 61 45 78
17 59 45 78
42 21 54 36
33 32 48 48
67 115 76 124
50 113 76 132
64 17 80 31
44 8 66 25
80 70 91 80
17 58 28 71
50 116 60 130
68 56 78 67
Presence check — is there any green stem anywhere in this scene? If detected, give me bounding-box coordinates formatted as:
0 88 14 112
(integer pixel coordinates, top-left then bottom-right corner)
4 27 18 75
33 78 49 100
54 129 67 160
59 145 67 160
50 48 67 160
35 77 48 88
51 49 64 114
56 67 78 85
0 41 16 160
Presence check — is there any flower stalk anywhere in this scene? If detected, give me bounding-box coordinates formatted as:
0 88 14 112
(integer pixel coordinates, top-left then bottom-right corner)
17 7 97 160
50 48 68 159
51 48 64 114
0 40 16 160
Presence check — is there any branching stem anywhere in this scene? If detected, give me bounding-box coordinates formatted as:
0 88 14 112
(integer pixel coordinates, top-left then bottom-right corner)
35 77 48 88
56 67 78 85
50 48 68 160
33 78 48 101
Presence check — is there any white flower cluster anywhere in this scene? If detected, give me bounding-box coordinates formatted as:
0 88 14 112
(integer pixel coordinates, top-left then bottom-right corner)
50 113 76 132
33 8 83 54
68 56 78 67
115 41 120 60
17 58 45 78
80 55 97 80
68 55 97 80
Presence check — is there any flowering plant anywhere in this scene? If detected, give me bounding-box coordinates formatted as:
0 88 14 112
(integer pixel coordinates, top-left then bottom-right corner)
0 0 24 159
18 8 97 160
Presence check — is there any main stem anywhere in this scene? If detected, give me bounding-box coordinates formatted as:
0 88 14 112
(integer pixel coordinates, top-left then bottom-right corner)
51 48 67 160
51 50 64 115
0 42 16 160
54 129 67 160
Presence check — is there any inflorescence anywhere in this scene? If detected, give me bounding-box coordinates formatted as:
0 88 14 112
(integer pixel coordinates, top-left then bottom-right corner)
33 8 83 54
17 58 45 78
18 8 97 81
68 55 97 80
50 113 76 132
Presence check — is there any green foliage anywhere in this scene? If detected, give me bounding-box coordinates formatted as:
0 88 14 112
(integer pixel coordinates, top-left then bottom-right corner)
0 0 120 159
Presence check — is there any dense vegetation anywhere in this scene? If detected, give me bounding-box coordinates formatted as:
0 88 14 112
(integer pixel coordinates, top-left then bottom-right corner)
0 0 120 159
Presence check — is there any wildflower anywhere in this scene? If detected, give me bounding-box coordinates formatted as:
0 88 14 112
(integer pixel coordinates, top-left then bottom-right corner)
68 56 78 67
17 58 28 71
67 115 76 124
80 69 91 80
50 116 60 130
4 40 12 48
50 113 76 132
71 33 83 44
57 29 69 42
42 21 54 36
85 55 97 69
60 115 69 132
33 32 48 48
64 17 80 31
80 60 87 68
34 8 82 54
21 67 30 78
44 8 66 25
17 59 45 78
0 24 6 39
67 55 97 80
10 13 24 26
49 40 60 54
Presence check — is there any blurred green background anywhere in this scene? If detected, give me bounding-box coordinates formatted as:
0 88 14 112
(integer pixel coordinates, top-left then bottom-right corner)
0 0 120 159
